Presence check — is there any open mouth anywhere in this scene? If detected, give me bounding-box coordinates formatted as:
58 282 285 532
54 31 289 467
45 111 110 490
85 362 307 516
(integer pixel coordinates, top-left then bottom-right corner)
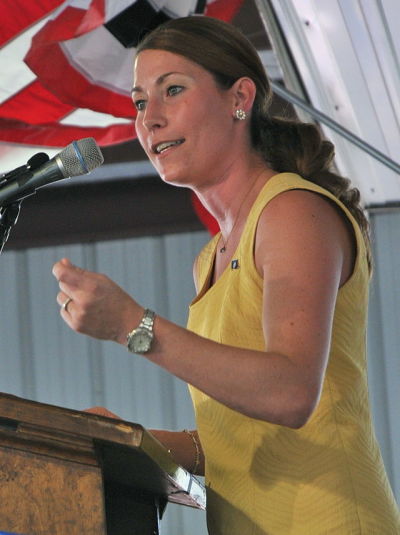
153 139 185 154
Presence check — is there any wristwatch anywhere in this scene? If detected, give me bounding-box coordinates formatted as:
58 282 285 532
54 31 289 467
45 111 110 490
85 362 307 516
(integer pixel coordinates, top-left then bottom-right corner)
126 309 155 354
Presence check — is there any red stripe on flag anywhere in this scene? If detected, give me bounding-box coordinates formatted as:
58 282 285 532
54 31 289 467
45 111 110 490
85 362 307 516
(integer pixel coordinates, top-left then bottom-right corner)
0 118 135 147
78 0 106 34
27 5 90 42
0 0 64 46
25 41 136 118
0 80 74 124
27 2 105 44
205 0 245 21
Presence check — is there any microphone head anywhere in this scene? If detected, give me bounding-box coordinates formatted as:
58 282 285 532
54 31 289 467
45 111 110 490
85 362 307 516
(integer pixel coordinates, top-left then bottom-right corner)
58 137 104 177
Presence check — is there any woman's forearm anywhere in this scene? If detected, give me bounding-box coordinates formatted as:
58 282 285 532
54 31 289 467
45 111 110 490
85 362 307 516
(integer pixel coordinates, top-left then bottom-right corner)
140 316 319 428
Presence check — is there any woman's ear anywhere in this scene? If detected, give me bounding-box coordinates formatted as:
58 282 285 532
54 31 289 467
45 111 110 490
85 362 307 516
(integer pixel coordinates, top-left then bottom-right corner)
230 77 257 116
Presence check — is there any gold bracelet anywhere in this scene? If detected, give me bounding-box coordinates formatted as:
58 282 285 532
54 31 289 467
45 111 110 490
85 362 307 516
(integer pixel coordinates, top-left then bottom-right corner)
183 429 201 474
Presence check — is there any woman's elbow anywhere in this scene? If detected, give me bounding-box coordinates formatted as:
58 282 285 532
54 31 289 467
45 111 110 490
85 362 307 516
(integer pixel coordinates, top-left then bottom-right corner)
283 386 320 428
257 385 320 429
285 407 314 429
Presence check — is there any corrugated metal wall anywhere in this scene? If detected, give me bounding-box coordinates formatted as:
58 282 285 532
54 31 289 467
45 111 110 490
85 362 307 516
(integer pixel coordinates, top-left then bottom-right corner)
368 211 400 501
0 217 399 531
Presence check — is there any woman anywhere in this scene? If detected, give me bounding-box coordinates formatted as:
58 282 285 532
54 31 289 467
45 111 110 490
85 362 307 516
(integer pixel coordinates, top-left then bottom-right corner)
53 16 400 534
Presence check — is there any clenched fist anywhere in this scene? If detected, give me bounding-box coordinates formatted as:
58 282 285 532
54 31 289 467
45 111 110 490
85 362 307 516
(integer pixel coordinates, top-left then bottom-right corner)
53 258 143 345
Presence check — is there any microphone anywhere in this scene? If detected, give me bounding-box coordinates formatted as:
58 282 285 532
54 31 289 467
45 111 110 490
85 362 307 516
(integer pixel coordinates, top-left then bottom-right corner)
0 137 104 206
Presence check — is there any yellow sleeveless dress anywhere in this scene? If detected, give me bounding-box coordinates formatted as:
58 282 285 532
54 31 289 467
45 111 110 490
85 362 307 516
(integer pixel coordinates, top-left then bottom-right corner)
187 173 400 534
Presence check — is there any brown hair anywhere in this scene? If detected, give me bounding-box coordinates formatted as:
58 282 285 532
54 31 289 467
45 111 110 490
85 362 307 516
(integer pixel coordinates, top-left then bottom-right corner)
137 16 371 269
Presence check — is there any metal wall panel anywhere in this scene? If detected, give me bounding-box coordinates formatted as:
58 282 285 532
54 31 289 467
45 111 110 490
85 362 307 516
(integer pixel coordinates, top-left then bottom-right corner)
368 210 400 499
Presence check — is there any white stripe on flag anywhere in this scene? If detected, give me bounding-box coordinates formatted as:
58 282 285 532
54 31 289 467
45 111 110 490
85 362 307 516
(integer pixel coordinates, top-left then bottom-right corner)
60 108 132 127
62 26 135 95
0 19 49 104
163 0 199 17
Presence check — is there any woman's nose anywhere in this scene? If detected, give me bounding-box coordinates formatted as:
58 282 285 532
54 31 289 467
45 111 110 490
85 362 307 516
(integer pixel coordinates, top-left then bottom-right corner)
143 99 167 130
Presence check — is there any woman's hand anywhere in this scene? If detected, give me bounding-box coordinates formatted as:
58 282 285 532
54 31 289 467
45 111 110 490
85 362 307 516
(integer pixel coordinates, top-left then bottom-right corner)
52 258 142 345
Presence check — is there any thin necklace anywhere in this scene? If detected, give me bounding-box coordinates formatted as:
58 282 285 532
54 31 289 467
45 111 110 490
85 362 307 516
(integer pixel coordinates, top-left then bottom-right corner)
219 170 264 254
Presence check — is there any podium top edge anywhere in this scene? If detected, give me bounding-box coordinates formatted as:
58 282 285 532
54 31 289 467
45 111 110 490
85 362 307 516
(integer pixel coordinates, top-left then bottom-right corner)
0 392 206 509
0 392 145 444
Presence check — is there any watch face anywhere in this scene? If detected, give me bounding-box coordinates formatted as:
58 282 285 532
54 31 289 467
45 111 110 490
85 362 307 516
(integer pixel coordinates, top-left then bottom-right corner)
129 328 153 353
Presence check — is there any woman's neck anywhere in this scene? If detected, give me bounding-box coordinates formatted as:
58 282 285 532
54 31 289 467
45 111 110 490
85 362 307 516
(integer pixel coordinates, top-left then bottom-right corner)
195 161 275 236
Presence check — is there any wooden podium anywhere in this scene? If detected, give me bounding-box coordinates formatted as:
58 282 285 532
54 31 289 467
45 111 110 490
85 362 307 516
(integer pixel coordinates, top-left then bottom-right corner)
0 393 205 535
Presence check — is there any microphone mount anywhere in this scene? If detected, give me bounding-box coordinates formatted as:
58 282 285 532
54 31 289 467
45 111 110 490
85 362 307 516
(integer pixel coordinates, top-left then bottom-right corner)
0 152 50 255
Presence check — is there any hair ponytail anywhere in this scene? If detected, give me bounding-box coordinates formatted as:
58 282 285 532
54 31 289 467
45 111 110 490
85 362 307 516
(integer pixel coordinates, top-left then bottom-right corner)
253 115 372 270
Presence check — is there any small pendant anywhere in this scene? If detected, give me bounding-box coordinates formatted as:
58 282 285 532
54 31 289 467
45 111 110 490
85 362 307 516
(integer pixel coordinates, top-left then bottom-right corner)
220 246 226 253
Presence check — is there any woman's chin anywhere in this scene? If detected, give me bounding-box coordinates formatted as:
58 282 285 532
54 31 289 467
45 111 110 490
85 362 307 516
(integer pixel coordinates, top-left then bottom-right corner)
159 170 191 188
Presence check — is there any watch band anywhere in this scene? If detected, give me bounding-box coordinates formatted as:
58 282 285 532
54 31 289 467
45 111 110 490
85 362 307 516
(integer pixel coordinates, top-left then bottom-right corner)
140 308 155 331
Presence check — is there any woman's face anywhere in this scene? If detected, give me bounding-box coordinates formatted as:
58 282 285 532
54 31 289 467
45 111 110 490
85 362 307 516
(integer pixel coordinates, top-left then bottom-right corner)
132 49 240 188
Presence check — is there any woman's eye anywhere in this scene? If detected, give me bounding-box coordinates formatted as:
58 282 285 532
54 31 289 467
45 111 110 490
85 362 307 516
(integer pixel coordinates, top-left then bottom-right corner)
134 100 146 111
167 85 184 96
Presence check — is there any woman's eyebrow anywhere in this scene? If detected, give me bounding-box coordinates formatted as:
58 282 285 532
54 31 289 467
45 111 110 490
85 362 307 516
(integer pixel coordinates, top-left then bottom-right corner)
131 71 185 94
